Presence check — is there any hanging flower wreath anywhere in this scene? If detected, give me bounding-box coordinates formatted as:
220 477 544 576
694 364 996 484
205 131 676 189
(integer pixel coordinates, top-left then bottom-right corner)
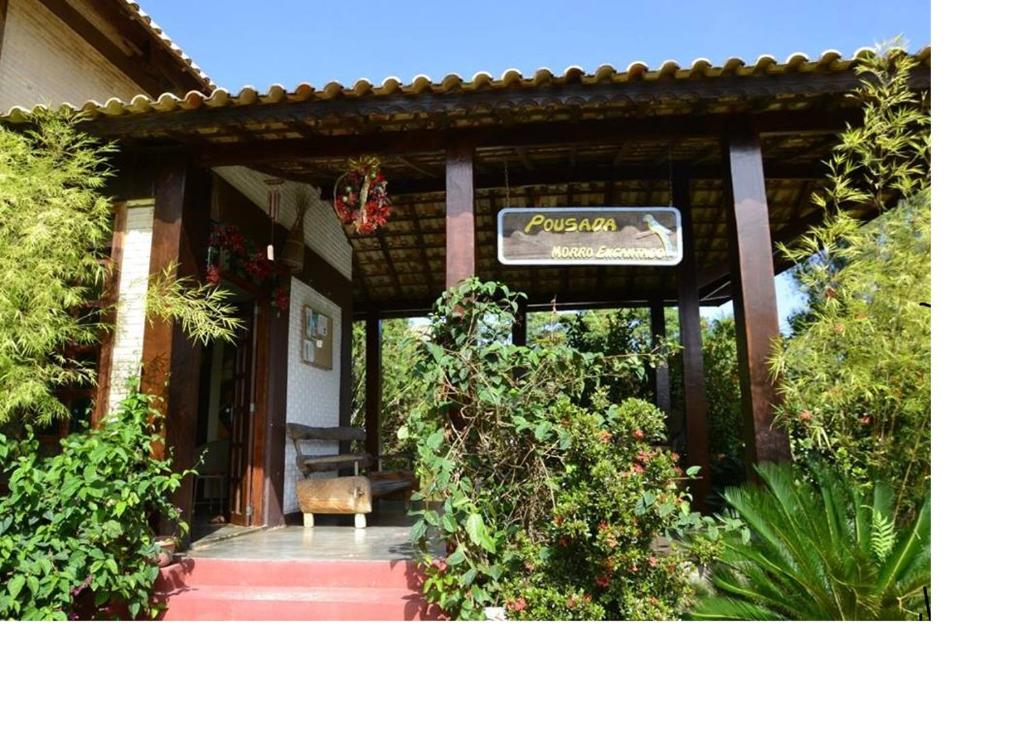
207 221 290 311
333 156 392 234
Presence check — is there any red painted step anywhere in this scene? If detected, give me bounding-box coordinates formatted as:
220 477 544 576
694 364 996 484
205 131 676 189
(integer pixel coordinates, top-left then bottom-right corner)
153 557 437 621
157 558 425 590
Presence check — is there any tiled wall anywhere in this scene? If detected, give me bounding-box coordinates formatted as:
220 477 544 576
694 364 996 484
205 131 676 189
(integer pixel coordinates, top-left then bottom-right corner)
283 277 343 514
107 201 154 413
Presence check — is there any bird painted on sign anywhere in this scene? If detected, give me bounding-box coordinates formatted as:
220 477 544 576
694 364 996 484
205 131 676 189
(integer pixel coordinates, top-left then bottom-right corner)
642 213 677 257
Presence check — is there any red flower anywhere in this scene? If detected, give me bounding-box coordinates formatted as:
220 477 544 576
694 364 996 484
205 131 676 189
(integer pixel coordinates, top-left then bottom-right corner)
206 265 221 284
799 410 813 423
648 556 658 568
595 575 610 588
632 463 645 474
598 430 612 444
510 597 527 612
632 428 645 441
431 559 447 573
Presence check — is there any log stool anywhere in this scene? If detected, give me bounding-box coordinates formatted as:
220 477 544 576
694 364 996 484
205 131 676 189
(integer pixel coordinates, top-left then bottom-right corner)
296 475 372 529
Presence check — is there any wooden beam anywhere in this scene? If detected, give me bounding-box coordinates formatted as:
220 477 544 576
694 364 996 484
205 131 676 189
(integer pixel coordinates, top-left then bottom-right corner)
649 298 671 416
673 167 712 508
177 110 861 167
142 162 211 533
259 298 289 527
723 130 792 471
445 143 475 288
364 311 382 462
383 162 826 197
339 275 354 458
0 0 9 66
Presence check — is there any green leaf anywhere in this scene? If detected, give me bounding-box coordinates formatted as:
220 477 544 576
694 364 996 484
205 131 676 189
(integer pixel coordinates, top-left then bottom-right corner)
8 575 25 598
464 513 487 547
426 430 445 452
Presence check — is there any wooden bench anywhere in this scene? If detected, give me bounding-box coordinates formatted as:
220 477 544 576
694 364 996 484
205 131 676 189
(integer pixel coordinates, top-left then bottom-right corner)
286 423 417 528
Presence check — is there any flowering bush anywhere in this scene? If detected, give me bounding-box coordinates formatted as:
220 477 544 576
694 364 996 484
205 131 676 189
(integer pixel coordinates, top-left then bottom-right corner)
500 399 703 620
405 278 742 620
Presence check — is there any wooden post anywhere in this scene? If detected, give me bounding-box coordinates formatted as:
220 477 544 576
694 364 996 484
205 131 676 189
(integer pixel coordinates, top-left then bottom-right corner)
512 300 528 346
258 298 289 528
673 167 712 508
339 276 354 430
365 311 382 463
0 1 8 64
142 161 211 533
723 131 792 470
649 299 671 417
445 143 475 288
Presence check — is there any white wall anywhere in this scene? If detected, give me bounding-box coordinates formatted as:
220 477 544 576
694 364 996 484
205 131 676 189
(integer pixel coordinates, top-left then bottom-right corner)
213 166 353 280
107 201 154 413
284 277 343 514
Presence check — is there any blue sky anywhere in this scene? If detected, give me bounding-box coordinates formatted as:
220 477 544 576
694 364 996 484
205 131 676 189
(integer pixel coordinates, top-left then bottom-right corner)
142 0 929 332
145 0 929 92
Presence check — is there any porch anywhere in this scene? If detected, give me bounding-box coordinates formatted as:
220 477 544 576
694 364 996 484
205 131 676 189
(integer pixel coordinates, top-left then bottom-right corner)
68 50 929 537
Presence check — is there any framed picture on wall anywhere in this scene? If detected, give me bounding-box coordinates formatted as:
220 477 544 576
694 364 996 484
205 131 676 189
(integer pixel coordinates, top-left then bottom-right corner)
301 305 333 370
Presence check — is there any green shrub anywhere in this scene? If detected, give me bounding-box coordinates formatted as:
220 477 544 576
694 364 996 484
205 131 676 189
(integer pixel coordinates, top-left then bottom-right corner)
0 388 187 620
405 278 739 620
691 462 930 621
501 399 708 621
699 318 745 489
771 48 931 515
0 111 114 427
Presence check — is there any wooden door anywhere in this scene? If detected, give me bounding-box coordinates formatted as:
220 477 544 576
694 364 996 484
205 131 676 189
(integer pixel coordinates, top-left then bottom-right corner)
228 304 257 526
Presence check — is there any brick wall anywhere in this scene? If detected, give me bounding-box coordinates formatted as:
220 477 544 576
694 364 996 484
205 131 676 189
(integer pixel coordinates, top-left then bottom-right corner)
0 0 142 112
106 200 154 412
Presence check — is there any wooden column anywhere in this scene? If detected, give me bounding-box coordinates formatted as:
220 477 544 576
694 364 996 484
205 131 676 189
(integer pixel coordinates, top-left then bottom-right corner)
258 299 289 528
339 276 354 430
723 131 792 470
445 143 476 288
649 299 671 416
512 301 528 346
365 311 382 462
673 167 712 508
0 1 9 69
142 161 211 533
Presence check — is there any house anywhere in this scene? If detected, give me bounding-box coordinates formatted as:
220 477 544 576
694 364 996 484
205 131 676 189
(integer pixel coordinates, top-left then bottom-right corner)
0 2 930 618
0 0 210 112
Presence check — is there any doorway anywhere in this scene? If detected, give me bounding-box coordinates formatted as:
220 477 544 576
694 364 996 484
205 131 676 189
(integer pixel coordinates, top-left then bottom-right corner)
192 295 259 539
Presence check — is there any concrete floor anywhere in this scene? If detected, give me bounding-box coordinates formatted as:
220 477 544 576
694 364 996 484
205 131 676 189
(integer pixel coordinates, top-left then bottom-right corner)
187 525 437 562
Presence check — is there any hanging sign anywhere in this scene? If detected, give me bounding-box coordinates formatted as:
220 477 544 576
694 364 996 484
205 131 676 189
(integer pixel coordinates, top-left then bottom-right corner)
497 207 683 266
